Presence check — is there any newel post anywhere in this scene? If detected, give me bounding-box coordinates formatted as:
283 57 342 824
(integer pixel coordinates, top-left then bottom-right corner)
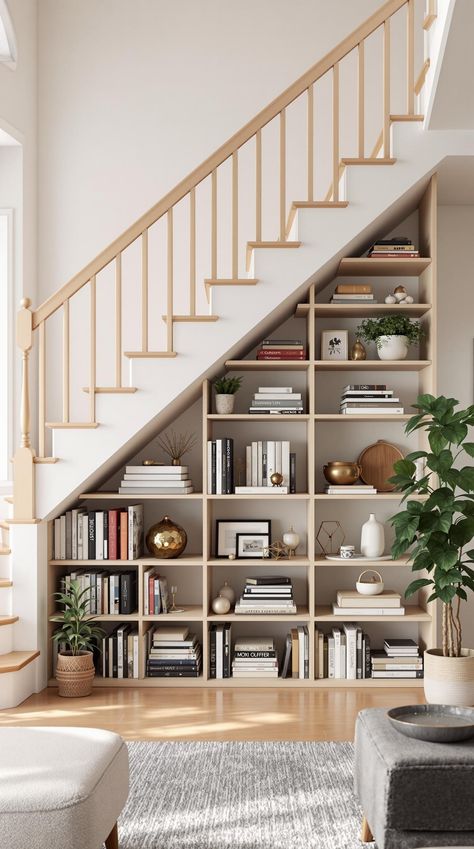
13 297 36 520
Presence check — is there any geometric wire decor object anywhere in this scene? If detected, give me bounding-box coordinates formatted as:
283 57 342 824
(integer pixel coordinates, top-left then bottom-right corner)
315 521 345 555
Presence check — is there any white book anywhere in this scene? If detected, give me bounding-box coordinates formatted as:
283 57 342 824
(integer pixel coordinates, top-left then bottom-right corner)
216 625 224 680
328 635 335 678
118 487 194 494
332 293 374 300
333 628 342 678
54 518 61 560
109 575 116 614
318 631 324 679
232 669 278 678
340 635 346 680
281 440 290 487
126 465 188 474
341 407 405 415
257 441 263 486
372 670 422 678
143 567 157 616
332 604 405 616
95 512 104 560
120 479 192 488
343 623 358 680
251 442 258 487
117 625 125 679
254 393 301 400
60 515 66 560
71 509 79 560
275 441 282 478
123 472 190 481
77 516 84 561
207 441 213 494
341 396 399 404
246 445 252 487
133 633 140 679
297 626 305 680
235 637 275 651
216 440 222 495
258 386 293 393
234 486 289 495
266 441 276 485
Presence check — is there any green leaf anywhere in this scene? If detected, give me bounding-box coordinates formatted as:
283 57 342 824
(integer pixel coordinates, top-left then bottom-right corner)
458 467 474 492
463 442 474 458
450 517 474 548
454 500 474 517
429 429 449 454
438 512 454 534
441 422 468 446
426 540 459 571
437 585 457 603
405 577 432 598
418 512 441 533
456 587 468 601
393 458 416 478
412 394 436 412
406 500 424 515
427 449 454 476
404 450 429 463
425 488 454 510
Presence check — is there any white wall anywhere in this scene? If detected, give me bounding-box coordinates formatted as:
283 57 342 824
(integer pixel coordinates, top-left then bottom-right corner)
438 204 474 648
37 0 399 300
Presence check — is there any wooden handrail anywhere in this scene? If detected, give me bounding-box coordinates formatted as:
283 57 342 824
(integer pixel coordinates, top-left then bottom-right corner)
32 0 410 329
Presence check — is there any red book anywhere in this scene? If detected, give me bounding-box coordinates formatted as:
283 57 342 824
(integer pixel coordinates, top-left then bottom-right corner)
108 510 119 560
119 511 128 560
257 352 306 359
149 574 156 615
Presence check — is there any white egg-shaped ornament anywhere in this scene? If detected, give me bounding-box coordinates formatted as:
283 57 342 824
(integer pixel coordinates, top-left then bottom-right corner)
212 594 231 615
385 294 397 304
283 526 300 556
218 581 236 605
394 292 405 302
404 295 414 304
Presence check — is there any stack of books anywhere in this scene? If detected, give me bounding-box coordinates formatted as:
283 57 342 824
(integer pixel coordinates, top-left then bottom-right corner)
332 589 404 616
256 339 306 361
315 625 372 680
368 236 419 258
281 626 309 678
324 483 377 496
234 575 297 615
237 439 295 495
340 384 404 416
61 569 137 615
209 623 232 678
330 283 376 304
119 464 194 495
53 505 143 561
207 438 234 494
371 638 423 679
249 385 304 415
232 636 279 679
146 626 202 678
101 624 140 679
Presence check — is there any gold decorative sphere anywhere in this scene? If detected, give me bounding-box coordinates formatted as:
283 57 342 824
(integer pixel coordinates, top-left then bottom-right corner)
270 472 284 487
146 515 187 559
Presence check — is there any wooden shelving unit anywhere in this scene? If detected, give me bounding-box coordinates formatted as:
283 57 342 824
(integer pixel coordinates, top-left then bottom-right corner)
47 176 438 691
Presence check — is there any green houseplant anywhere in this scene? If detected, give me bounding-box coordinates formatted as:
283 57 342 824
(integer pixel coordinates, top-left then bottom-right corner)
356 316 423 361
389 393 474 704
51 581 104 698
213 375 243 414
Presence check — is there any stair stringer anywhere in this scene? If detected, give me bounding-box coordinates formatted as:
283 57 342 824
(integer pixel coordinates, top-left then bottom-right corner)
35 122 474 520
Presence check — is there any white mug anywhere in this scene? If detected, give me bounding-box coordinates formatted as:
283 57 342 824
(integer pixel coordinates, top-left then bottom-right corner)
339 545 355 559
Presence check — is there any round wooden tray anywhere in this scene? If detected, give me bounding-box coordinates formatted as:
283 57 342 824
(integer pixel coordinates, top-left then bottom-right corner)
358 440 403 492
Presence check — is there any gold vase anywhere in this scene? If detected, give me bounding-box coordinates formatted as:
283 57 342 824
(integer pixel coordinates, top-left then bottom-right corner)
350 338 367 361
323 461 362 485
146 515 187 559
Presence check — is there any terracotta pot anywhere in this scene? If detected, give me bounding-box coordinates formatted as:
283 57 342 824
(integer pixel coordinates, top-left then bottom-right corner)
56 650 95 698
424 648 474 707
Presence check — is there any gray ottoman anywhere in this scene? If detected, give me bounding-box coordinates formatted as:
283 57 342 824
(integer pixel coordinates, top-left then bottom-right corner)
355 708 474 849
0 726 129 849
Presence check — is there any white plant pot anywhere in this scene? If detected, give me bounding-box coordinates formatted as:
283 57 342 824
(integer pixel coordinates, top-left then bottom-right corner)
215 394 235 415
424 648 474 706
360 513 385 558
376 334 409 361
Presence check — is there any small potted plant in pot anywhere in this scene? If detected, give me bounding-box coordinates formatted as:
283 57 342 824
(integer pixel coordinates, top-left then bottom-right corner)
357 316 423 361
51 580 104 698
389 394 474 706
214 375 242 415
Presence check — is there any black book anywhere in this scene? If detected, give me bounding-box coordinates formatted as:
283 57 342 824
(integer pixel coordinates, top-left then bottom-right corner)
290 452 296 493
209 625 216 679
102 635 109 678
281 634 292 678
103 511 109 560
147 667 200 678
234 650 277 658
148 658 200 667
370 236 412 246
88 512 96 560
120 571 137 615
364 633 371 679
245 575 292 585
225 438 234 494
211 442 216 495
223 623 232 678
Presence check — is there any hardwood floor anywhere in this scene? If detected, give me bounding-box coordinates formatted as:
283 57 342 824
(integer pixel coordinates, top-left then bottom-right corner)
0 686 424 741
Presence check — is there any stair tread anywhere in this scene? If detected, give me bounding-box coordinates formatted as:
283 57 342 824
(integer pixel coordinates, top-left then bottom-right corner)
341 158 396 165
0 580 12 588
124 351 177 359
0 650 40 673
204 278 259 284
0 520 9 530
45 422 99 429
291 201 349 208
390 114 424 122
0 615 19 626
247 241 301 248
33 457 58 464
82 387 137 393
0 546 11 555
161 315 219 322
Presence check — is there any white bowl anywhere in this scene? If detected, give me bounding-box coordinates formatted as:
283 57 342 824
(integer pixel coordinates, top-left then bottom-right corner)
356 580 384 596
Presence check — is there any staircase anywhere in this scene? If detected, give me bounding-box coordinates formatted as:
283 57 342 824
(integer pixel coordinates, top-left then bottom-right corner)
3 0 472 707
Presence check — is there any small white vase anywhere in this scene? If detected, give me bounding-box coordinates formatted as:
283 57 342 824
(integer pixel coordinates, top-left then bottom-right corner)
376 334 409 361
360 513 385 558
215 394 235 415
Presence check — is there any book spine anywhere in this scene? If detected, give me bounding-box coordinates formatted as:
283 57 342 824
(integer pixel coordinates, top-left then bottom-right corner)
364 634 371 679
257 441 263 486
251 442 258 487
267 441 275 485
333 629 341 678
108 510 118 560
291 628 299 679
262 440 267 485
88 512 95 560
289 452 296 493
356 628 363 679
95 511 104 560
246 445 251 487
216 439 222 495
346 629 357 680
225 438 233 494
120 572 132 615
207 441 213 495
65 511 72 560
119 511 128 560
154 577 161 615
222 439 227 494
103 511 108 559
223 623 231 678
71 510 78 560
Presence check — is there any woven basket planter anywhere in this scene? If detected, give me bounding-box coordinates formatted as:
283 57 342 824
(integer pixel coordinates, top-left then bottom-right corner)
424 648 474 707
56 651 95 698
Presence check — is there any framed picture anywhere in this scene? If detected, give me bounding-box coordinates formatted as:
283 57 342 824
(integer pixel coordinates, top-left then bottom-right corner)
215 519 271 558
236 532 270 559
321 329 348 360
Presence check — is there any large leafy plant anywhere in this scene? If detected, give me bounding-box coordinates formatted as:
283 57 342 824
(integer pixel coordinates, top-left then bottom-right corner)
357 316 423 350
389 395 474 657
51 581 104 656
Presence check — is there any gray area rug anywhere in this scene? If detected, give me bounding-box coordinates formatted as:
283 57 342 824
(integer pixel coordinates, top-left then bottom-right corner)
116 741 365 849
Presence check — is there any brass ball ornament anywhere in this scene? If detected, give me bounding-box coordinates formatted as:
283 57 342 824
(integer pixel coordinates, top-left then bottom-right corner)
146 515 187 559
270 472 284 487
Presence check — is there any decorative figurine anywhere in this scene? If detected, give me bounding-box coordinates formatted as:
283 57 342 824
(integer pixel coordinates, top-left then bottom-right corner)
316 521 345 555
211 594 231 615
146 515 187 558
169 585 185 614
282 526 300 557
218 581 236 605
350 338 367 361
270 472 284 487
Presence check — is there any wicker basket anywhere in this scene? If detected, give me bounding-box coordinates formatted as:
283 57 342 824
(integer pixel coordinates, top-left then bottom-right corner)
56 651 95 698
424 648 474 707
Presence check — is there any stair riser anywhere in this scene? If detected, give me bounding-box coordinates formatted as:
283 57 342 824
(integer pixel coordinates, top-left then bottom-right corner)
0 660 39 710
0 628 14 654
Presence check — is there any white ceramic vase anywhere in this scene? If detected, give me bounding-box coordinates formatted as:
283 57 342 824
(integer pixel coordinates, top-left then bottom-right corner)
360 513 385 558
376 334 409 361
215 394 235 415
424 648 474 706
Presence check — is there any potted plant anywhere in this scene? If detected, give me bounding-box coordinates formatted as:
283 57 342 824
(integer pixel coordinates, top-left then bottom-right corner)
356 316 423 361
51 580 104 698
213 375 243 415
389 394 474 705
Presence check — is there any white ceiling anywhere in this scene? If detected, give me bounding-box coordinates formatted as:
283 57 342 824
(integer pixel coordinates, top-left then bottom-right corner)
437 157 474 205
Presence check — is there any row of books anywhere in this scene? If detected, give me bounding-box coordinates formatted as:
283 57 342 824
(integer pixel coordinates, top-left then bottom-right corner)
207 439 234 494
330 283 377 305
61 570 137 615
315 625 372 679
368 236 419 258
248 385 304 415
281 627 309 678
145 626 202 678
234 575 297 615
53 505 144 561
118 465 194 495
256 338 306 361
239 440 296 495
340 383 404 416
142 567 169 614
233 636 279 679
333 589 404 616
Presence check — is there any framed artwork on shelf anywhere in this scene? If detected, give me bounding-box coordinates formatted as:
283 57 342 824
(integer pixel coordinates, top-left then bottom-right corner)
235 532 270 559
215 519 272 558
321 330 348 360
